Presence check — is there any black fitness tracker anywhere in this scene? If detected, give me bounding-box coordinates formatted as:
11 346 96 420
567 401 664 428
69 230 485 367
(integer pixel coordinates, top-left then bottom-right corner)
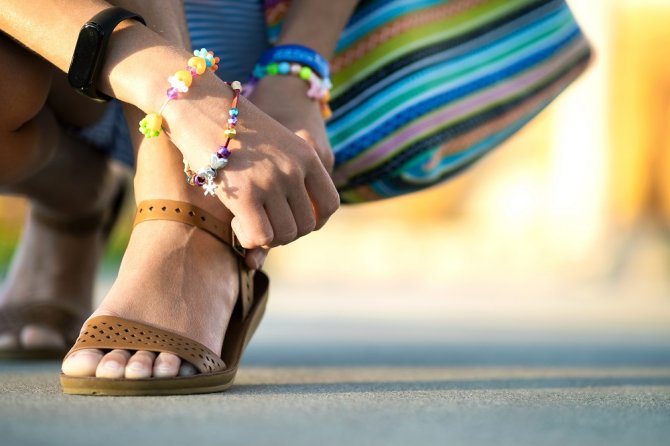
67 7 145 102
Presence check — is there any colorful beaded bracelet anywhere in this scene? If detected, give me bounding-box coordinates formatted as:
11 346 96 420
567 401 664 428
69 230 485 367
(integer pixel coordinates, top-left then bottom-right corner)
246 61 333 119
183 81 242 197
139 48 220 138
257 44 330 80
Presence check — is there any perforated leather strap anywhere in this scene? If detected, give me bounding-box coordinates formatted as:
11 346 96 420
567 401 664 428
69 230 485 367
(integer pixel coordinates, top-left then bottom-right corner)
67 315 226 374
134 199 245 258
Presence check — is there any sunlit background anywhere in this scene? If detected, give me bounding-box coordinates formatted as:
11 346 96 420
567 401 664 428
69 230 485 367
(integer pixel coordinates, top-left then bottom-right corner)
1 0 669 351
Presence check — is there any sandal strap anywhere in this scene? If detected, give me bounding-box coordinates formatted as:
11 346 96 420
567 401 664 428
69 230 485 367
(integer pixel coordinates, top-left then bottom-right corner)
0 302 84 342
66 315 226 374
133 199 245 258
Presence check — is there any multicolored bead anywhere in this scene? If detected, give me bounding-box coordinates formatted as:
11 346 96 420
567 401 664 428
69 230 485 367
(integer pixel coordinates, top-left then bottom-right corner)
224 128 237 138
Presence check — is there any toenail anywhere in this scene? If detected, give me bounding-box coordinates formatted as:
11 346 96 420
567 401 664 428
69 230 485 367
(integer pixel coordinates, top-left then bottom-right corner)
127 362 146 372
103 361 122 371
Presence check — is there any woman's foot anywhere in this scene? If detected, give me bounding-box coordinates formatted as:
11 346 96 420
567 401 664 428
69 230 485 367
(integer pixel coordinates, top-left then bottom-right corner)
0 208 102 350
0 152 124 353
61 215 239 378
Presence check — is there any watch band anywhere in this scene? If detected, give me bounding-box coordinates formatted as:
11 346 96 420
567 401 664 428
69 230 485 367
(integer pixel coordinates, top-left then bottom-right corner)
67 7 146 102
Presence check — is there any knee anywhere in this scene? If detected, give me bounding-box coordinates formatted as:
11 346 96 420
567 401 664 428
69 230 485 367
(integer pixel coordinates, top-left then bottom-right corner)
0 34 53 132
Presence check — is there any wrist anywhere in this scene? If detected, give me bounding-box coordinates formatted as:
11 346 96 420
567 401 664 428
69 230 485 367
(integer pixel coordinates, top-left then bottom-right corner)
98 21 192 111
248 47 333 119
162 69 235 135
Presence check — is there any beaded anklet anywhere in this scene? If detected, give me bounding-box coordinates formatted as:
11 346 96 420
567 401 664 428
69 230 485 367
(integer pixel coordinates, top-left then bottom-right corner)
183 81 242 197
138 48 220 138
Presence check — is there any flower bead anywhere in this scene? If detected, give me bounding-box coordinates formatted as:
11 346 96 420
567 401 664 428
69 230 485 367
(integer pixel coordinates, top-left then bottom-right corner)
193 48 219 72
174 70 193 87
187 56 207 75
193 48 209 59
206 51 220 72
139 113 163 138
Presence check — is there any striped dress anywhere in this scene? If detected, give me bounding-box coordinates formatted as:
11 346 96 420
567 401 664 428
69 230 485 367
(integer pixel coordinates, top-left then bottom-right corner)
266 0 592 202
89 0 591 203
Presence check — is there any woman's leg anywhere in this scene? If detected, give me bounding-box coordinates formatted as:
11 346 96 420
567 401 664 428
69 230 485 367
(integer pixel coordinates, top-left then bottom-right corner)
0 33 116 350
62 105 241 378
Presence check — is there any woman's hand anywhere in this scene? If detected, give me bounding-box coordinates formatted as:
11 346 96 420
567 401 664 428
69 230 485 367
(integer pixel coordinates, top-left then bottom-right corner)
242 75 337 267
248 76 334 173
163 73 340 250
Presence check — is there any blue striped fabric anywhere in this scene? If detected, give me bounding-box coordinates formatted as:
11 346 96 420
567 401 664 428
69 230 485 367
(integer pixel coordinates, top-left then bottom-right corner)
184 0 268 81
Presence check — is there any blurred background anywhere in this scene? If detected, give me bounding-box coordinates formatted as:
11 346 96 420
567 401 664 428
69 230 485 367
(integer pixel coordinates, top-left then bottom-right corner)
1 0 669 362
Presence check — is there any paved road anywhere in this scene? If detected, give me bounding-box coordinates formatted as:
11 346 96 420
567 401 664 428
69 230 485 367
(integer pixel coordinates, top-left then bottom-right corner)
1 280 669 446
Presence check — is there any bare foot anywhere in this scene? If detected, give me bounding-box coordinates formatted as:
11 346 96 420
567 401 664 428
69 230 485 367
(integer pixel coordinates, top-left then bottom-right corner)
0 150 124 352
0 209 102 350
61 216 239 378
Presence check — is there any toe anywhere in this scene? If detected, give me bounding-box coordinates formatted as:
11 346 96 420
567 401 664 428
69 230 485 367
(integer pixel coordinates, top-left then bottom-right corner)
124 351 157 379
153 352 182 378
21 325 66 349
0 333 19 349
178 362 198 376
61 349 104 377
95 349 132 378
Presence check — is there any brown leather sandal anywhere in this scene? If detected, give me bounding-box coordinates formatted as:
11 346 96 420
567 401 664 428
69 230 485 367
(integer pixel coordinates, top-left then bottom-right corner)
59 199 269 396
0 179 127 361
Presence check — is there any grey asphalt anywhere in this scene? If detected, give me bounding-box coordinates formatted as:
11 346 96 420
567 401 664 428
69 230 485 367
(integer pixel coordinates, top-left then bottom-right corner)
1 280 670 446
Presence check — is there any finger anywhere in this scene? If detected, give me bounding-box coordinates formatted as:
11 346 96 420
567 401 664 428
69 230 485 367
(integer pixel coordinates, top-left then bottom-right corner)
296 129 334 173
304 165 340 230
289 187 317 238
295 129 316 147
321 145 335 173
263 199 298 246
229 202 274 249
245 247 269 270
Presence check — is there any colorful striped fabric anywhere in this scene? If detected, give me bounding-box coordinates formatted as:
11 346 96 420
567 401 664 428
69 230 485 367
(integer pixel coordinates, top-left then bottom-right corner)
265 0 592 203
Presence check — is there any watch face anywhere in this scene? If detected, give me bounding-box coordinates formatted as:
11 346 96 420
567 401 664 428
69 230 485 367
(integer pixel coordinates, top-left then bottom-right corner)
68 24 104 88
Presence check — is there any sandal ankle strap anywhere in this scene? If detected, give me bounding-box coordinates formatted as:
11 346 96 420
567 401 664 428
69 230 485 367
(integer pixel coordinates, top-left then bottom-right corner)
133 199 246 258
